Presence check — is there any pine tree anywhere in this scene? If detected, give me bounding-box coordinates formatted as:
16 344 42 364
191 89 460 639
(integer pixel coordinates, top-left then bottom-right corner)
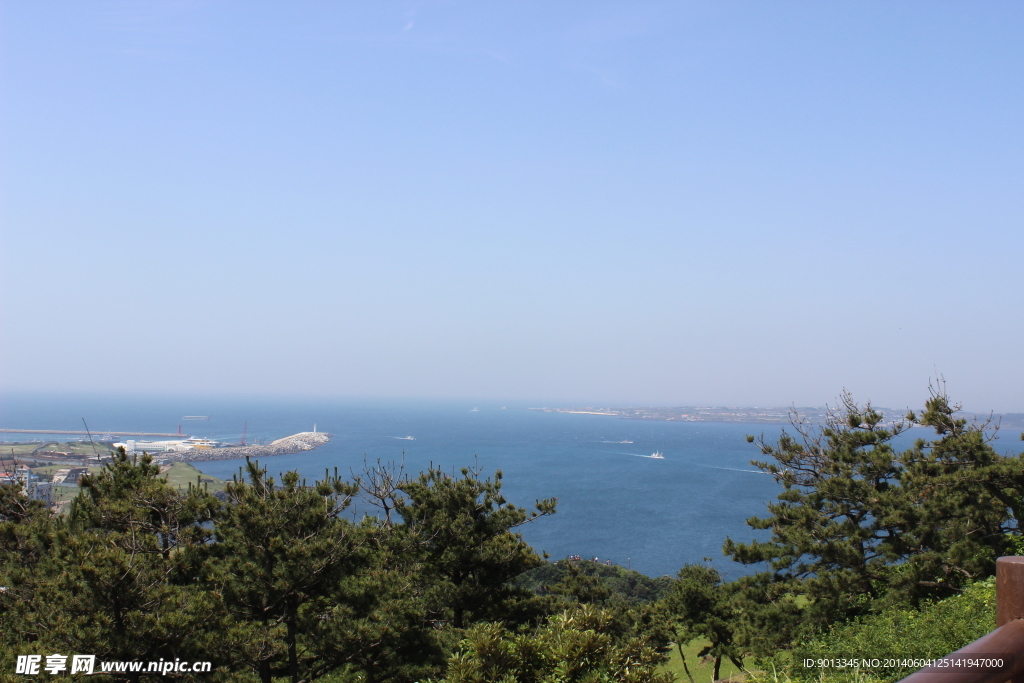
892 391 1021 597
724 388 1024 647
209 459 365 683
0 479 59 676
3 449 224 681
660 565 744 683
394 464 556 631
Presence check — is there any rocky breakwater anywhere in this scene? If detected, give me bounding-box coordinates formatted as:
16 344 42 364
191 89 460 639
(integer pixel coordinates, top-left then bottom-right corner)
172 432 331 462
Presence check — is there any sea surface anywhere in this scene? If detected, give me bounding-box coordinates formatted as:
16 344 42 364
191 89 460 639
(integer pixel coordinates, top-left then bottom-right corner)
5 394 1022 579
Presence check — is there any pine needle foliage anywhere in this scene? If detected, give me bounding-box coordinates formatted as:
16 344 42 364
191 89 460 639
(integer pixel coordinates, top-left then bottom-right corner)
724 386 1024 651
394 464 557 631
437 604 673 683
209 459 364 683
2 449 225 682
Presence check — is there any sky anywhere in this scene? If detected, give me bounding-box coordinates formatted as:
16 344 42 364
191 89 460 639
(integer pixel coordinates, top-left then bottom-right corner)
2 2 1022 411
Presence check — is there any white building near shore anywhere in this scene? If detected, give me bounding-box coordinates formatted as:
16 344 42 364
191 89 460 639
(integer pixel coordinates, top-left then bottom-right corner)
114 436 218 453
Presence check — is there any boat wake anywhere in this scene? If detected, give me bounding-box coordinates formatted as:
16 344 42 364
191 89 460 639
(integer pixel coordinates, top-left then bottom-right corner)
698 464 768 474
603 450 665 459
390 436 416 440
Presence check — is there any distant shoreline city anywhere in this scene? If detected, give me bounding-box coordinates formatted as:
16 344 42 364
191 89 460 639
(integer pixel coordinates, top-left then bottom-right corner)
532 406 1024 429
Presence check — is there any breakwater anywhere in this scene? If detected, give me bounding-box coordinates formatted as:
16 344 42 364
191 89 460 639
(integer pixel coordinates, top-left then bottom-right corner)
169 432 331 462
2 428 183 437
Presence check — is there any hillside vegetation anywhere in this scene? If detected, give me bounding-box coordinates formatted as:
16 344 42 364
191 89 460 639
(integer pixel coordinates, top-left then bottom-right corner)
1 388 1020 683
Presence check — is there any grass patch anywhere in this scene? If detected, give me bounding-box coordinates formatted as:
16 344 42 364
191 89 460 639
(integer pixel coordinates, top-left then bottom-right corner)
660 638 747 683
51 485 81 505
55 441 115 456
1 441 113 457
0 442 56 457
163 462 226 494
31 464 104 477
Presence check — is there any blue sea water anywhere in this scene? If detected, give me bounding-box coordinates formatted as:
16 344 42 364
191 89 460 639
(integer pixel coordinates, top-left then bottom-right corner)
5 394 1022 579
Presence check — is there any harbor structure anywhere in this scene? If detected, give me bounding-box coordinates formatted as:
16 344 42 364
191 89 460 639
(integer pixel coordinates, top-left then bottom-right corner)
114 436 219 453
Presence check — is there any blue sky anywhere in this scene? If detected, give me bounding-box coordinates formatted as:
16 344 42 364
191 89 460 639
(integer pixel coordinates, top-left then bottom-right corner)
2 2 1022 411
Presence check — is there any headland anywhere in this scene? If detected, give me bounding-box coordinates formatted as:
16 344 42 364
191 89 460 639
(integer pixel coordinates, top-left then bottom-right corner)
166 432 331 462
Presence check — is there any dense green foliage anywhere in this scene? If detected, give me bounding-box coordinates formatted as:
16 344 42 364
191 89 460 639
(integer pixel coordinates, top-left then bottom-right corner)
2 450 226 680
4 453 669 683
791 578 996 683
516 559 674 607
394 466 555 631
658 565 744 683
722 388 1024 652
438 605 672 683
2 387 1019 682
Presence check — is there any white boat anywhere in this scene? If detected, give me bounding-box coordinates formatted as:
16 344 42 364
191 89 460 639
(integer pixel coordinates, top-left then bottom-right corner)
184 436 219 449
649 451 665 459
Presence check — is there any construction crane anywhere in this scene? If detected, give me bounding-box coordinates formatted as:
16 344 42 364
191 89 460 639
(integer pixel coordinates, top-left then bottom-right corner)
82 418 100 462
240 421 248 447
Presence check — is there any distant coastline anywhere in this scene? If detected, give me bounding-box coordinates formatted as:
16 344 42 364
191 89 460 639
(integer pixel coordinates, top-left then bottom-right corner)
531 406 1024 429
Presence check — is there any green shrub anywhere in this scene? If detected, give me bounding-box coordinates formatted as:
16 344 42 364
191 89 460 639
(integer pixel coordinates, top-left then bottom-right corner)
516 559 674 607
791 578 995 683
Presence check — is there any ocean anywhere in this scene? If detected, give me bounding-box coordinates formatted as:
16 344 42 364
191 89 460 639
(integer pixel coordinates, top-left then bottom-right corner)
4 394 1021 579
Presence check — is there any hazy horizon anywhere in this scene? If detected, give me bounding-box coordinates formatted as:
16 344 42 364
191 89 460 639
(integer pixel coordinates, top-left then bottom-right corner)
4 3 1022 412
1 389 1018 419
